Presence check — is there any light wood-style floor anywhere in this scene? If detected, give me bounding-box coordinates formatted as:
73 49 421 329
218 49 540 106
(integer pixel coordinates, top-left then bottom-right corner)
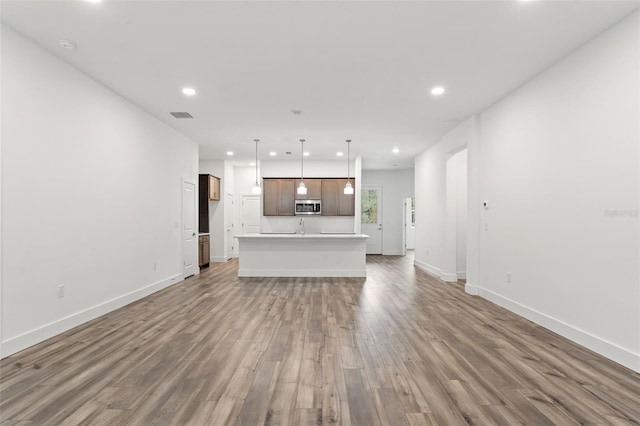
2 255 640 425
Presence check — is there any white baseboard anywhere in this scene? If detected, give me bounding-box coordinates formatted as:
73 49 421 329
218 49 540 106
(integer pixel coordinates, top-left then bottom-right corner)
414 259 442 279
479 288 640 373
464 283 479 295
238 268 366 278
414 260 458 282
439 272 458 282
0 273 183 359
382 250 404 256
211 256 229 263
457 271 467 280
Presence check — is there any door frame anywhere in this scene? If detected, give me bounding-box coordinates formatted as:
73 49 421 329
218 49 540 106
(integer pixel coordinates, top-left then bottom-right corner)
402 198 408 256
225 192 235 259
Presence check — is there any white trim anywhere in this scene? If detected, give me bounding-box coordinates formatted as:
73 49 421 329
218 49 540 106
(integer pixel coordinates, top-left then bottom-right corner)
464 284 479 295
0 274 183 359
238 268 365 278
414 260 461 284
211 256 229 263
478 288 640 373
440 272 458 282
414 259 442 278
382 250 405 256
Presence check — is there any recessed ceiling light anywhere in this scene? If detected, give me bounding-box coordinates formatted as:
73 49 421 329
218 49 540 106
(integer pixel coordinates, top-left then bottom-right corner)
392 148 400 154
226 151 234 156
431 86 446 96
336 152 344 157
269 151 277 156
303 152 310 157
85 0 102 3
182 87 196 96
59 39 76 50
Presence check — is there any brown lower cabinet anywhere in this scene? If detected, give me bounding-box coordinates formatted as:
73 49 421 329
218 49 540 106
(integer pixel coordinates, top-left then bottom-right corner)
198 235 210 268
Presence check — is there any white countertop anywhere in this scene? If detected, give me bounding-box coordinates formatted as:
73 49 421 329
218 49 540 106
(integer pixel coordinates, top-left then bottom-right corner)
236 233 369 239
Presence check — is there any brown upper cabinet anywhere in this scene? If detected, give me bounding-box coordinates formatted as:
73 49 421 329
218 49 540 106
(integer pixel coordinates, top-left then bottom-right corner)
321 178 355 216
263 179 295 216
263 177 354 216
208 175 221 201
294 179 322 200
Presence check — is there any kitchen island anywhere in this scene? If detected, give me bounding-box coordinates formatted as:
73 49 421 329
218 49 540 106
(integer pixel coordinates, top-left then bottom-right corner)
235 233 369 277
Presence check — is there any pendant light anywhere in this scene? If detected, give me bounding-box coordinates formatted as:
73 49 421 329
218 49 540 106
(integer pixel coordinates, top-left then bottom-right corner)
297 139 307 195
252 139 261 194
344 139 354 195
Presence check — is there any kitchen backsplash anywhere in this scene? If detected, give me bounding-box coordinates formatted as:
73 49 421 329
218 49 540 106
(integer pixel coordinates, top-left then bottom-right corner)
260 216 355 234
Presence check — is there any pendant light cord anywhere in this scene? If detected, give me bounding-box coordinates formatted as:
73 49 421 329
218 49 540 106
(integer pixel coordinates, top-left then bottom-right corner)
254 139 259 185
300 139 305 183
347 139 351 183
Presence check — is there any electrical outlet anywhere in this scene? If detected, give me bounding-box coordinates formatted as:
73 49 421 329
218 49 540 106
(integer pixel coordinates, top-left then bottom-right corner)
57 285 65 298
506 272 512 284
426 250 429 256
153 262 157 271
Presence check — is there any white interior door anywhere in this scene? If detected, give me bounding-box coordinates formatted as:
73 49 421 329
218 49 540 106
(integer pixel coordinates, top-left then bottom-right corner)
225 193 234 259
182 179 197 278
242 195 261 234
361 186 382 254
404 197 416 251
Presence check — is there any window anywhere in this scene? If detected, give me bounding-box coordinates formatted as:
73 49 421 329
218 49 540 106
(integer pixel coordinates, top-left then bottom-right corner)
361 189 378 224
411 197 415 227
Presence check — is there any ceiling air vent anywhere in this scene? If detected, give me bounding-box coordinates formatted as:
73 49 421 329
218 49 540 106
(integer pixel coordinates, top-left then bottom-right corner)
170 112 193 119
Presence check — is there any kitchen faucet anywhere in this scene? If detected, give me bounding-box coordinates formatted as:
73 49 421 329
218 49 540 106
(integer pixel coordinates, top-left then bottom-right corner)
299 218 305 235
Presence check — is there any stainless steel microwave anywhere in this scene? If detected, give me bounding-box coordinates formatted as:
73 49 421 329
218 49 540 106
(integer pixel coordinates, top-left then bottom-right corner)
295 200 321 215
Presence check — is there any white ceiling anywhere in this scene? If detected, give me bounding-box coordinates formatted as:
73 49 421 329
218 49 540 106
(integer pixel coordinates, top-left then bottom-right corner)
2 1 639 169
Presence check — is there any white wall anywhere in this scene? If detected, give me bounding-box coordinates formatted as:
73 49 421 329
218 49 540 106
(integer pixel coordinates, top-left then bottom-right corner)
235 166 257 195
414 120 473 278
1 26 199 357
362 169 415 255
261 159 354 178
478 12 639 371
414 12 640 372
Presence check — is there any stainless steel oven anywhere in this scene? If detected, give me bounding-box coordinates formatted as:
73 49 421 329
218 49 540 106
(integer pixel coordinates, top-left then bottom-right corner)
295 199 321 215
